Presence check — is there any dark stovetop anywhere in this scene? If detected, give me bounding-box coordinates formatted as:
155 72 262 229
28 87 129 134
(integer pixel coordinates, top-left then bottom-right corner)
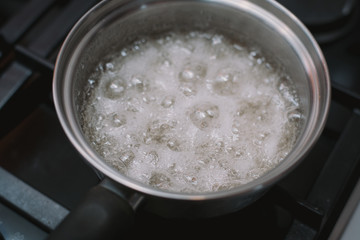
1 0 360 239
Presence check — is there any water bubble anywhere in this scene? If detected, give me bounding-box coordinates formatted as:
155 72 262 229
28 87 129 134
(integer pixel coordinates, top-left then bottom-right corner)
142 95 156 103
190 103 219 130
143 135 152 145
102 78 126 99
258 132 269 140
184 175 198 185
180 84 197 96
162 59 172 67
95 62 104 73
131 38 147 51
215 140 225 149
265 62 273 70
233 43 244 51
131 39 143 51
172 39 195 54
246 167 266 180
145 120 172 144
105 62 114 70
178 62 207 96
253 138 263 146
146 151 159 165
111 113 126 127
212 34 223 45
120 48 128 57
147 120 162 135
277 76 291 92
235 149 245 157
130 75 148 92
277 76 299 107
212 68 240 96
155 55 172 72
214 141 225 153
235 100 271 123
212 183 234 192
180 69 195 82
232 127 240 134
287 109 302 123
88 79 95 86
118 150 135 167
167 138 181 151
160 123 171 131
249 50 265 65
149 172 171 189
161 95 175 108
206 107 218 118
256 109 268 121
126 97 141 112
179 62 207 83
94 114 105 131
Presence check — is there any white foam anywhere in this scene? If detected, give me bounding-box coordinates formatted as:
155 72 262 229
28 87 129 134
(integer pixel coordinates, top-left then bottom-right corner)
81 31 302 193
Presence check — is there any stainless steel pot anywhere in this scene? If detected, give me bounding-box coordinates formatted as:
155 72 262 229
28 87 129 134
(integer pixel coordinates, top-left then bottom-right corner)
50 0 330 239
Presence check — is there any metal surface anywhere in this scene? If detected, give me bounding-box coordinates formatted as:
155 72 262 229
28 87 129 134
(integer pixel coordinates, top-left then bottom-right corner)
329 178 360 239
52 0 330 217
0 62 32 109
0 203 47 240
0 167 69 231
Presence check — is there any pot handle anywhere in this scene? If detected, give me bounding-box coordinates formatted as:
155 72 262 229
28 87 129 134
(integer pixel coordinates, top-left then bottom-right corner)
47 179 143 240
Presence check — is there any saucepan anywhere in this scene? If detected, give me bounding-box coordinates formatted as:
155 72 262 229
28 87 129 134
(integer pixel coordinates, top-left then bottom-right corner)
50 0 330 239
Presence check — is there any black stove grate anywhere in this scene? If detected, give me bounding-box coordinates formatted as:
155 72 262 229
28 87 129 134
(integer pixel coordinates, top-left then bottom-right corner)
1 0 360 239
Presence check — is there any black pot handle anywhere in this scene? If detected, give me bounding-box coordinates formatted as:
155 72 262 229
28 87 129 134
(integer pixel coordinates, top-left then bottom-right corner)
47 179 143 240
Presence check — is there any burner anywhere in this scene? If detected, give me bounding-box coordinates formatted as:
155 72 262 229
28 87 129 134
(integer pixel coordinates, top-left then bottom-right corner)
278 0 359 43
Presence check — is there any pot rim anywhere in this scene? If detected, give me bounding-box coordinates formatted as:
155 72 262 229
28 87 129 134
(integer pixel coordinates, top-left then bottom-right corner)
53 0 331 201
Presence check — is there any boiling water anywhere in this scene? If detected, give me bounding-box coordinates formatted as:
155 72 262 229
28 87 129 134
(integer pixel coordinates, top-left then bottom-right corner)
81 31 302 193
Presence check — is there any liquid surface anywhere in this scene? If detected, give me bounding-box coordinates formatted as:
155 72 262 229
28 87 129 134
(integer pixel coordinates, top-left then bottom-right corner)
81 31 302 193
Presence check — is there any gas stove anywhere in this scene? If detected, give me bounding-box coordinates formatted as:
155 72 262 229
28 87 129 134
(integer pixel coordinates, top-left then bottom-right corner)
0 0 359 239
